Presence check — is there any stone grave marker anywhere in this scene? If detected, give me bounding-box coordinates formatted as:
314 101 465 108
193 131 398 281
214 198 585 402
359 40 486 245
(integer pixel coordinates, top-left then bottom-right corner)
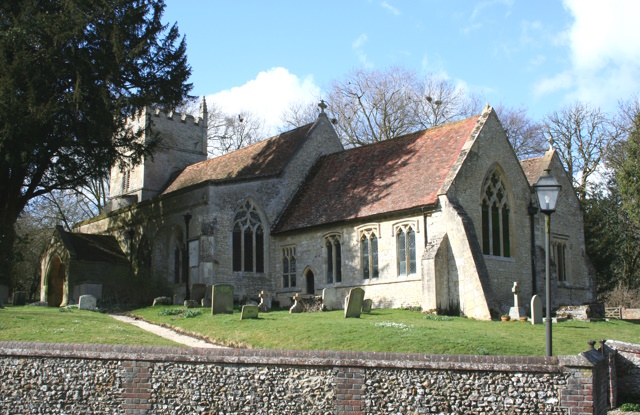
362 299 373 314
12 291 26 306
173 293 185 306
211 285 234 314
258 291 271 312
191 284 206 303
152 296 172 306
78 294 97 311
241 305 259 320
322 287 339 311
508 282 525 320
531 295 543 325
184 300 199 308
201 298 211 308
344 288 365 318
289 293 303 313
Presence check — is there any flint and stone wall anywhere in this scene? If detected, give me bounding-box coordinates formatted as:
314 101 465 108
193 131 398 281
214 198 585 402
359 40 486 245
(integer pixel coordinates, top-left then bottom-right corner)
0 342 608 415
608 340 640 404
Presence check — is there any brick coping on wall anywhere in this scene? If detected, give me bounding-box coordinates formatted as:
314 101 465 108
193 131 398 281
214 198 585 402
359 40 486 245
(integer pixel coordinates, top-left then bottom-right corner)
0 341 565 372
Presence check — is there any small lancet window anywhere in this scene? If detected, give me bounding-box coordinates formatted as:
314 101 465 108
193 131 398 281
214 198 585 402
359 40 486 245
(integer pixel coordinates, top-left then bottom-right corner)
360 229 379 280
396 225 416 276
325 234 342 284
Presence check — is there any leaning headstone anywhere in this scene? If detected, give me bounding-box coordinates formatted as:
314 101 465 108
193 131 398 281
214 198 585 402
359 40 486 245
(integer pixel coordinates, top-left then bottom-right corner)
508 282 525 320
211 285 234 314
173 293 185 306
12 291 27 306
184 300 199 308
531 295 543 325
191 284 206 303
78 294 97 311
201 298 211 308
241 305 259 320
322 287 339 311
289 293 303 313
258 290 271 312
152 296 172 306
344 288 365 318
362 299 373 314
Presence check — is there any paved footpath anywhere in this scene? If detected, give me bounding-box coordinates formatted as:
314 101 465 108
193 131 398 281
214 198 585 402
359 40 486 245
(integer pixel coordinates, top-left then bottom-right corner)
110 314 225 349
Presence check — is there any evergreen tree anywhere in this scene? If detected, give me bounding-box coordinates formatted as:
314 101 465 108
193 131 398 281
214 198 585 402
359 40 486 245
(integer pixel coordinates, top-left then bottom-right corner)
0 0 192 286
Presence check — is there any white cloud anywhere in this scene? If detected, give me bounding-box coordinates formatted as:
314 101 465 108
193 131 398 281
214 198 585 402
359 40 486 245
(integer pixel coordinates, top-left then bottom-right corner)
352 34 371 67
381 1 401 16
535 0 640 105
207 67 321 134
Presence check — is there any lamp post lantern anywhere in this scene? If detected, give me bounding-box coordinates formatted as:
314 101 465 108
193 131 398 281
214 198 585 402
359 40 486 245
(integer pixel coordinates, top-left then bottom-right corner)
533 169 561 357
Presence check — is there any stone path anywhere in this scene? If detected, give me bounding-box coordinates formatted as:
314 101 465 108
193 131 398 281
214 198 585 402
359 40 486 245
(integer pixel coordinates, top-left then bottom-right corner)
110 315 225 349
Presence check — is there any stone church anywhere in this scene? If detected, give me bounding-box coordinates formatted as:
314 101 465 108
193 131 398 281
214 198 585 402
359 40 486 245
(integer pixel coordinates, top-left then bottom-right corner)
40 102 596 319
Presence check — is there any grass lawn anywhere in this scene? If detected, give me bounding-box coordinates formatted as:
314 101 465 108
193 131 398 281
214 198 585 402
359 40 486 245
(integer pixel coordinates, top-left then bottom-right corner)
0 305 181 346
132 306 640 356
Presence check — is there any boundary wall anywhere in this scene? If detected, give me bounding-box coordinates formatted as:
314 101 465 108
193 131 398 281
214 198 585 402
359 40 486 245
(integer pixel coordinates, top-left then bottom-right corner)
0 341 608 414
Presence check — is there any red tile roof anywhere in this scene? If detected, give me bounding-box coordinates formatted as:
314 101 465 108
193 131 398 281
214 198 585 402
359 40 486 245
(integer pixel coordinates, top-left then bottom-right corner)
273 116 482 233
163 123 314 194
520 152 553 186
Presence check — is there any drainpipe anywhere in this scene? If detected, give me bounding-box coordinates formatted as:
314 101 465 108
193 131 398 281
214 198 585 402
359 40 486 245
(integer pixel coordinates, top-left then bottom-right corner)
528 201 538 295
183 213 192 300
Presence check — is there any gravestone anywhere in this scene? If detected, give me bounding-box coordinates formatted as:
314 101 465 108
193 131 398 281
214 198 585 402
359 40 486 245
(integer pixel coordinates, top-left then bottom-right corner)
344 288 365 318
73 283 102 302
173 293 185 306
258 291 271 312
0 284 8 306
362 299 373 314
78 294 97 311
289 293 303 313
508 282 525 320
191 284 206 303
201 285 213 308
322 287 339 311
531 295 543 325
211 285 234 315
241 305 259 320
12 291 26 306
201 298 211 308
152 296 172 306
184 300 199 308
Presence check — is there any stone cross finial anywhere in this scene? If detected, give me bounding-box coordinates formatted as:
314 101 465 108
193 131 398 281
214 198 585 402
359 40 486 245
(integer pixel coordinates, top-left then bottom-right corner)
512 282 519 309
318 100 327 113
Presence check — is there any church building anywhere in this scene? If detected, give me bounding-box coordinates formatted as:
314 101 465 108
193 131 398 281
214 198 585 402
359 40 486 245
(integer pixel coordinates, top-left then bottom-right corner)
40 102 596 319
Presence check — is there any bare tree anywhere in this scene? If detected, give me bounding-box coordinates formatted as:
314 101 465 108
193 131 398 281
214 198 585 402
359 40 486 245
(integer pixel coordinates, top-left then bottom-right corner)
414 77 483 129
278 100 320 132
327 66 421 147
544 102 623 202
207 109 267 157
494 104 546 159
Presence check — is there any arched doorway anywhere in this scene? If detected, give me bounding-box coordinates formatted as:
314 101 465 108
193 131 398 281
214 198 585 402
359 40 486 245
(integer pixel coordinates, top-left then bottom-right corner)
305 269 315 295
46 255 65 307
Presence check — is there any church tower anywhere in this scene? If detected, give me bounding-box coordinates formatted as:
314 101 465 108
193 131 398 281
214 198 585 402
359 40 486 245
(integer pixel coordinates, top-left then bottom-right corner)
107 99 208 211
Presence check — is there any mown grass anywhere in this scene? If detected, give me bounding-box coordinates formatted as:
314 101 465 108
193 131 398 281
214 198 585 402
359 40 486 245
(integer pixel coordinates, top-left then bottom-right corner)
132 306 640 356
0 305 181 346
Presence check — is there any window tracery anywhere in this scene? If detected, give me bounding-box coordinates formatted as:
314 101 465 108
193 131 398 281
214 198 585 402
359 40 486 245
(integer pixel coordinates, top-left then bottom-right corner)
396 225 416 276
481 168 511 257
360 228 379 279
325 234 342 283
232 201 264 273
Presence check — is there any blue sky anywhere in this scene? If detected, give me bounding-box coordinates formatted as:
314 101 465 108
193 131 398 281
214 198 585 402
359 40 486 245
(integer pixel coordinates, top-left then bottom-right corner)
163 0 640 131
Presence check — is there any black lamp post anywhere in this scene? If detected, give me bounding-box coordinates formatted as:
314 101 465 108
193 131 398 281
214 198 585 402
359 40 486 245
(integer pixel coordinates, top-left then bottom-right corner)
533 169 561 357
183 213 192 300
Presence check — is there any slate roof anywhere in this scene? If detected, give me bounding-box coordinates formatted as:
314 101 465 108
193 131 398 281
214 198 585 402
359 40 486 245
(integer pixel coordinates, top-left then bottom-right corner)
162 123 314 194
520 151 553 186
273 115 482 233
57 229 129 263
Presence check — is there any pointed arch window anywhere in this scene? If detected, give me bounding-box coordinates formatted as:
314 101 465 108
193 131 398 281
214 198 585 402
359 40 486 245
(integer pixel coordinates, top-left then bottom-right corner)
396 225 416 276
481 169 511 257
360 229 379 280
325 234 342 284
232 201 265 273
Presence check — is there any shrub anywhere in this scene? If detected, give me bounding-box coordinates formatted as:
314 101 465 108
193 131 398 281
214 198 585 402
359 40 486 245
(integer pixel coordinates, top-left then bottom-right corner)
620 402 640 412
183 309 202 319
158 308 183 316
